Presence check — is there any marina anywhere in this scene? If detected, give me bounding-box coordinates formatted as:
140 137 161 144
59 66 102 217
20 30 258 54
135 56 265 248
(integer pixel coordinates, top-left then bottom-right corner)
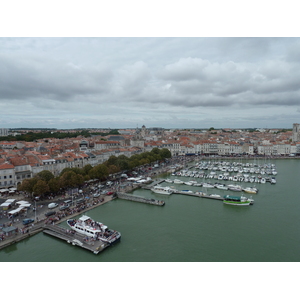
2 158 300 262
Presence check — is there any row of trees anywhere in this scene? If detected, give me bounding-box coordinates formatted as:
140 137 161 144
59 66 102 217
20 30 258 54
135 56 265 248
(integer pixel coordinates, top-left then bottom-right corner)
0 129 120 142
18 148 171 198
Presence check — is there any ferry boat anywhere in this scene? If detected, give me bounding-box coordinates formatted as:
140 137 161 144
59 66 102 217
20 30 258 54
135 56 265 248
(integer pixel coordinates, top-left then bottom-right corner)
67 215 121 244
223 195 253 206
151 185 173 195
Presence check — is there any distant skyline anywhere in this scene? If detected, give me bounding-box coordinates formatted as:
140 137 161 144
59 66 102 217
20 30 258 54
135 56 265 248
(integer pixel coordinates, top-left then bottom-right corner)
1 37 300 129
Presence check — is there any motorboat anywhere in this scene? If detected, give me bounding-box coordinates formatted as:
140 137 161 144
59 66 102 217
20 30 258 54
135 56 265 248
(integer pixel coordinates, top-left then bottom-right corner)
174 179 184 184
242 187 258 194
67 215 121 244
151 185 173 195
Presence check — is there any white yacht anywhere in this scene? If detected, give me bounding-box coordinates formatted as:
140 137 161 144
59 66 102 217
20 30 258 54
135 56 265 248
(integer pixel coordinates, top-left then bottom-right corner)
151 185 173 195
67 215 121 244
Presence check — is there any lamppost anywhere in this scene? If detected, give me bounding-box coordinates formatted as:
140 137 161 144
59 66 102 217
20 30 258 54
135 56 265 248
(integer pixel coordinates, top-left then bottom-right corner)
34 200 37 221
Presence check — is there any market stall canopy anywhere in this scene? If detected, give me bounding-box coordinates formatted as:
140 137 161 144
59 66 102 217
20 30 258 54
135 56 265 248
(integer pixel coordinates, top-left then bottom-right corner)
8 207 23 215
16 201 30 205
1 226 17 234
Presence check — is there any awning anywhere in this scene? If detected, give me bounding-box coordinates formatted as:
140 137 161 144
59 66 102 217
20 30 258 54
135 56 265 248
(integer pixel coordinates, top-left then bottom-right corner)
0 189 9 192
16 201 30 205
1 226 17 233
0 203 11 207
8 207 23 214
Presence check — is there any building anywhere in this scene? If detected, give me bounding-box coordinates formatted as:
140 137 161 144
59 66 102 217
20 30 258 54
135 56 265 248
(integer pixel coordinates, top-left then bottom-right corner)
292 123 300 142
0 128 9 136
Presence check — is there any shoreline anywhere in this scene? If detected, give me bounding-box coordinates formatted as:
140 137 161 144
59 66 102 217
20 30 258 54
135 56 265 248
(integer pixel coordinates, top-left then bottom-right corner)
0 195 114 250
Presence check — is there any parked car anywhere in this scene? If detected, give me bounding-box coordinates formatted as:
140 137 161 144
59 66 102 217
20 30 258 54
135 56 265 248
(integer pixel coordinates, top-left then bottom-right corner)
48 203 58 209
22 218 34 225
59 204 69 211
45 211 56 217
93 193 100 198
63 200 72 205
106 191 114 196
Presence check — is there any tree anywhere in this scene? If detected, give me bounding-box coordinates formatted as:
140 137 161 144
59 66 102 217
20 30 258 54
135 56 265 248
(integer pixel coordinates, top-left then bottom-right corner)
18 178 38 194
48 178 61 193
59 171 81 188
83 164 93 175
36 170 54 182
160 148 172 159
33 180 50 196
89 164 109 180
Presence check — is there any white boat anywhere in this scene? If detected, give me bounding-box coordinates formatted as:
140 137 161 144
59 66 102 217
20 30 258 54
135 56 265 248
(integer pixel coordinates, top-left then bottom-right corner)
165 179 173 183
151 185 173 195
243 187 258 194
181 190 193 194
215 184 228 190
174 179 184 184
67 215 121 244
209 194 222 198
202 183 214 188
184 181 194 186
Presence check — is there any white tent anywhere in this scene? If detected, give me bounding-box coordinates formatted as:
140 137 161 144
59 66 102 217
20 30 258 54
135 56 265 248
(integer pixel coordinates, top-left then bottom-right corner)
5 199 16 203
8 207 23 215
16 200 30 206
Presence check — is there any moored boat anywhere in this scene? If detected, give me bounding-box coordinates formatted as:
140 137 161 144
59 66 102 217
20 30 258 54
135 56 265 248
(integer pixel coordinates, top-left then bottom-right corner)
67 215 121 244
223 195 253 206
151 185 173 195
242 187 258 194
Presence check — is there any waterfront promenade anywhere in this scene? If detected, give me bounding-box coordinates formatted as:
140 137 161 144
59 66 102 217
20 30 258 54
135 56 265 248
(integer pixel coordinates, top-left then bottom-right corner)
0 194 115 250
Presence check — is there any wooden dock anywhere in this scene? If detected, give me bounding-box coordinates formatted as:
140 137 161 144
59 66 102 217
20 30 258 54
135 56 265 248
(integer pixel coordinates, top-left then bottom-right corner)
43 224 111 254
173 190 224 201
116 192 165 206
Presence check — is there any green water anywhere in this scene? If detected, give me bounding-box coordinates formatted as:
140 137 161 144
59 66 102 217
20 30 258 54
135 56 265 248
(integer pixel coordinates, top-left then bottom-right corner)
1 159 300 262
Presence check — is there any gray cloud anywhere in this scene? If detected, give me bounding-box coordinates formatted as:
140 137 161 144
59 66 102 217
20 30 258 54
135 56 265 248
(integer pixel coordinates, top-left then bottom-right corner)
1 37 300 128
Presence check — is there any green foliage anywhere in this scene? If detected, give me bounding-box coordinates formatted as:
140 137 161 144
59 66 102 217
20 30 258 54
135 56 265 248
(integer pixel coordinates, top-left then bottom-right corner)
33 180 50 196
35 170 54 182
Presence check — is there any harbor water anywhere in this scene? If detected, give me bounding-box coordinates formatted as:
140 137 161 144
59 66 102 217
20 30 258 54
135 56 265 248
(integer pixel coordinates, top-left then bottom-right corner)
1 158 300 262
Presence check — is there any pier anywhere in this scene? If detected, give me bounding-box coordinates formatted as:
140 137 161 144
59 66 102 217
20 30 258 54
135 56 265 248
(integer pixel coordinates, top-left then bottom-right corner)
43 224 110 254
116 192 165 206
173 190 224 201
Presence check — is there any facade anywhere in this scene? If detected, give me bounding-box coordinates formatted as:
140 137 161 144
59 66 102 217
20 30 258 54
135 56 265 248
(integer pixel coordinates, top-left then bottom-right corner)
292 123 300 142
0 128 9 136
0 163 15 188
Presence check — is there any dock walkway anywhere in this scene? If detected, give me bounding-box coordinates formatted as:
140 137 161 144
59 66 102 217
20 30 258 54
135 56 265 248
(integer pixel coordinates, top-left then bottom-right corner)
116 192 165 206
43 224 109 254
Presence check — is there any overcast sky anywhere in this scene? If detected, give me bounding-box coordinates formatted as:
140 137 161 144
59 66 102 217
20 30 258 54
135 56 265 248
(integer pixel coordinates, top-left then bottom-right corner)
1 36 300 129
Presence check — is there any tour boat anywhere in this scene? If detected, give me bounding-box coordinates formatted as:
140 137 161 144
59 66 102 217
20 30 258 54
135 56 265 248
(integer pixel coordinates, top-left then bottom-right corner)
223 195 252 206
151 185 173 195
67 215 121 244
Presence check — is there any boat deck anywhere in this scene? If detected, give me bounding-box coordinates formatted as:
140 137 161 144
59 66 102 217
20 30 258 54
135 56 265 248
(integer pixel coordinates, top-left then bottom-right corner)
43 224 111 254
